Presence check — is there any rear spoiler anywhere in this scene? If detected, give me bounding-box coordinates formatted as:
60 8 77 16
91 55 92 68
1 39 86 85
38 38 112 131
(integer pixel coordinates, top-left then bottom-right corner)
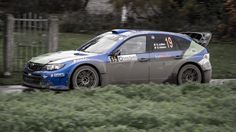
181 32 212 47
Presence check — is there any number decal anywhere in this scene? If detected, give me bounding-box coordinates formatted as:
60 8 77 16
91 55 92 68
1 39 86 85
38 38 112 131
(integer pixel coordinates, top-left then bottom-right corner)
165 37 173 48
168 37 173 48
165 38 169 48
153 36 174 50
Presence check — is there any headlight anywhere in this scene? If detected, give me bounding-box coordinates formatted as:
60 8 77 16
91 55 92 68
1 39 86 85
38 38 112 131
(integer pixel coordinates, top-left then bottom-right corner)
44 64 65 71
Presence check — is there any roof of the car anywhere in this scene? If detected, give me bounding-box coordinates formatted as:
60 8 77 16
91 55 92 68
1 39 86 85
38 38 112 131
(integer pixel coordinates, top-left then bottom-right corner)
111 29 192 41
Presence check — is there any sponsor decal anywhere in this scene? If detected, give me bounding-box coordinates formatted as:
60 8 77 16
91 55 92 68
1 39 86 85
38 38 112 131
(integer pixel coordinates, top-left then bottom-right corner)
158 54 170 59
153 53 170 60
154 43 167 49
73 58 88 63
118 54 138 62
50 73 65 78
110 56 119 63
110 54 138 63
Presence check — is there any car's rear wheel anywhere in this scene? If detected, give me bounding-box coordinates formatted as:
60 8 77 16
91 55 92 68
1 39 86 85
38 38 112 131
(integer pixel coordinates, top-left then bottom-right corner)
178 64 202 84
72 66 99 88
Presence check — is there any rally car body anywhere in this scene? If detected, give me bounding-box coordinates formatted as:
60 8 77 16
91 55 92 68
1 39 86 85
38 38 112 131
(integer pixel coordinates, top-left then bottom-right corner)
23 29 212 90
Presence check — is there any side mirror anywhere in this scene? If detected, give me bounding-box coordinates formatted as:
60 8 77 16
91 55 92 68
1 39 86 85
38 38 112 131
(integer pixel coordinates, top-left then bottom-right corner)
111 49 121 56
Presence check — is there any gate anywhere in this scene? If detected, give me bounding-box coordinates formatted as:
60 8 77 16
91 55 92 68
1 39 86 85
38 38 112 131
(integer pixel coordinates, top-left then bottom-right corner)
3 13 58 75
14 13 48 71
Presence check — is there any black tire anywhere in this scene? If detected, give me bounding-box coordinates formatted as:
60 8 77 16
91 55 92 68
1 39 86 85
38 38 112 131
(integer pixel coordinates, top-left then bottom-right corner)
178 64 202 84
72 66 99 88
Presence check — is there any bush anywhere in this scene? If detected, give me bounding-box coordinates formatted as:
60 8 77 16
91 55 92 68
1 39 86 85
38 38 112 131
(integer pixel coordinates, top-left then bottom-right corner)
60 11 120 33
0 82 236 131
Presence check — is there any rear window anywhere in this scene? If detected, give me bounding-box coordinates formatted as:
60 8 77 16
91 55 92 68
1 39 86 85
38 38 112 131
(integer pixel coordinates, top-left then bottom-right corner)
174 36 191 50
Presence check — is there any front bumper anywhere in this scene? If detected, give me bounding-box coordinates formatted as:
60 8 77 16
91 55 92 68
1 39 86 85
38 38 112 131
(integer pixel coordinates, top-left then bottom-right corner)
23 70 70 90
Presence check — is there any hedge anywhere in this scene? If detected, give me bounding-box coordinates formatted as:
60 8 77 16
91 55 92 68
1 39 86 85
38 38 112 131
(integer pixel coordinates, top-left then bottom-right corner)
0 82 236 131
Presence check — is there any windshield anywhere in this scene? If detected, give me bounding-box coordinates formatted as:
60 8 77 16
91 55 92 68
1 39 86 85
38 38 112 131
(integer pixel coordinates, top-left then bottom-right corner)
78 33 123 53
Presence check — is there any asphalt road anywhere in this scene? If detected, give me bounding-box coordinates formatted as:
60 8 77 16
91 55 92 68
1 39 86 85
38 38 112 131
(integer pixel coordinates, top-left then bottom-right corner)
0 79 236 94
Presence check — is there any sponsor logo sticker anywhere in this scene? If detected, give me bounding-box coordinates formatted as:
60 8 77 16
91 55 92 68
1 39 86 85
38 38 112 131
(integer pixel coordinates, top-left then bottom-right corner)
118 54 138 62
50 73 65 78
110 54 138 63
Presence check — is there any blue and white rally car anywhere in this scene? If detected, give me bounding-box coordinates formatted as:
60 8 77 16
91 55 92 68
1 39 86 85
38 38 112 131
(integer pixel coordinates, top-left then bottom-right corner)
23 29 212 90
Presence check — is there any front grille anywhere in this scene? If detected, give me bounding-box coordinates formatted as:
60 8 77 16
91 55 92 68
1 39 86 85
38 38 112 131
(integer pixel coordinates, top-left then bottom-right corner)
27 62 44 71
23 74 42 85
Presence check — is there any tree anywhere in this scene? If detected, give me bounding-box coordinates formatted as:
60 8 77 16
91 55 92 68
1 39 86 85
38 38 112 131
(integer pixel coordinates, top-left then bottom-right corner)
0 0 89 14
110 0 181 30
110 0 227 33
224 0 236 37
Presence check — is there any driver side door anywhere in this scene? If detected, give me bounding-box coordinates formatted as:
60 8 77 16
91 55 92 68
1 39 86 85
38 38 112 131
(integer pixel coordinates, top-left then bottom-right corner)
108 35 150 84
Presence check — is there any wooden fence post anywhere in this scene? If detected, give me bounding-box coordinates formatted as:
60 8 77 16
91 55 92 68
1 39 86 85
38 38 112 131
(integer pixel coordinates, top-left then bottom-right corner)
3 14 14 76
48 15 58 52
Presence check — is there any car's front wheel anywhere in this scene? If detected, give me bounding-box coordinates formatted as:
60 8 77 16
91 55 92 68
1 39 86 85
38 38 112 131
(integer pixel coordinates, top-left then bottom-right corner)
72 66 99 88
178 64 202 84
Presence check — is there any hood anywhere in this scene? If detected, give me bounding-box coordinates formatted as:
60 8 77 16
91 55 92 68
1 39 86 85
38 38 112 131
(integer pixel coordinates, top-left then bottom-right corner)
30 50 96 64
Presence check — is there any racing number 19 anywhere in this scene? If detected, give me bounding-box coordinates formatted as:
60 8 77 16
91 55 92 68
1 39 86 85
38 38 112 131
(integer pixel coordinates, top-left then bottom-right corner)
165 37 173 48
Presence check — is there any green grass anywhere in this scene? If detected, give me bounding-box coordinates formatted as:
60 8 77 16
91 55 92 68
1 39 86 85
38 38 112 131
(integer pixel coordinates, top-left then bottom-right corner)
0 33 236 85
0 83 236 131
208 41 236 78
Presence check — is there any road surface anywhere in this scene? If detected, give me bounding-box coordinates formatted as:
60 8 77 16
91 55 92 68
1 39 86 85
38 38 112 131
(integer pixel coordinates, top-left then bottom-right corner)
0 79 235 94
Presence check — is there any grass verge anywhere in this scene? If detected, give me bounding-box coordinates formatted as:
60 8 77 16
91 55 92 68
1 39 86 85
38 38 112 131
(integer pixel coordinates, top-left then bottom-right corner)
0 83 236 131
208 41 236 78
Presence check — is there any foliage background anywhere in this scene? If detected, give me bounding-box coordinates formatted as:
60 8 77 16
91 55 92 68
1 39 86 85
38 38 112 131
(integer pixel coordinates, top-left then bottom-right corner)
0 0 235 37
0 82 236 131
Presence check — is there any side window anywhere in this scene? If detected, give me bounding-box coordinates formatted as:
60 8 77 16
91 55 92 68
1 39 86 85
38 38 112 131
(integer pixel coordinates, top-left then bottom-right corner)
149 34 178 52
174 36 191 50
119 36 146 55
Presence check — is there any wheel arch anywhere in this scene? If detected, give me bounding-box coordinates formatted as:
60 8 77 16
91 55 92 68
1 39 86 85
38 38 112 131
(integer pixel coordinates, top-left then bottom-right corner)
69 63 101 89
176 61 204 84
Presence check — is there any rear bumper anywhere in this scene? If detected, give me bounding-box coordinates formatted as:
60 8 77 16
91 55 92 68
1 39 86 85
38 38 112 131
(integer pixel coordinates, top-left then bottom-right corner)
202 70 212 83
